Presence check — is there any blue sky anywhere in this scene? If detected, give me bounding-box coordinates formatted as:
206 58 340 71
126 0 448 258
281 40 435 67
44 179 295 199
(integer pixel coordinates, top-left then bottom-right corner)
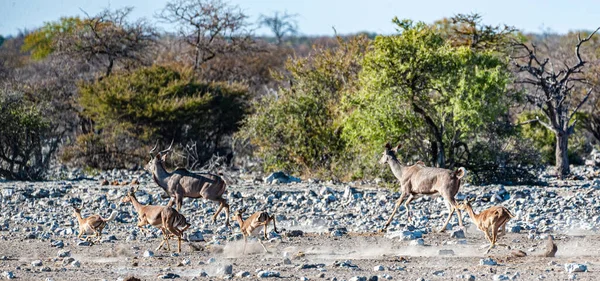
1 0 599 36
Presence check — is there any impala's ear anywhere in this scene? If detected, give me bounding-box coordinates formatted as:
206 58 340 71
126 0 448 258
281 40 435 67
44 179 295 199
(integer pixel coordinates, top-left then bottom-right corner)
384 142 392 150
393 143 401 152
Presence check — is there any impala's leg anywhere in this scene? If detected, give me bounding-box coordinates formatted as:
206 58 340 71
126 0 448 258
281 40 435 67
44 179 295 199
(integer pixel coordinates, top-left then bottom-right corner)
258 238 268 253
176 194 183 212
156 228 167 251
177 236 182 253
263 221 269 239
382 192 408 231
500 220 508 237
243 235 248 254
164 228 172 252
270 215 279 234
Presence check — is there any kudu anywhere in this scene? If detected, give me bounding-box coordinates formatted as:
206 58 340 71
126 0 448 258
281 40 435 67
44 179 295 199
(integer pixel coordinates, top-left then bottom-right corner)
379 143 466 232
457 197 515 254
72 202 118 242
145 141 230 227
121 187 191 253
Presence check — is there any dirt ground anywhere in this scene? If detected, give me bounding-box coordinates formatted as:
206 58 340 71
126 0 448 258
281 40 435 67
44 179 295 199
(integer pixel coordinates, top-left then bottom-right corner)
1 228 599 280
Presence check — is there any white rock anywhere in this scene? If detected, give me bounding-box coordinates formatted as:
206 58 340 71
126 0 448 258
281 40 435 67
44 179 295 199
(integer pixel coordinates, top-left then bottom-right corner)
565 263 587 273
143 250 154 258
373 265 385 271
256 270 280 278
235 271 250 277
31 260 43 267
479 258 497 266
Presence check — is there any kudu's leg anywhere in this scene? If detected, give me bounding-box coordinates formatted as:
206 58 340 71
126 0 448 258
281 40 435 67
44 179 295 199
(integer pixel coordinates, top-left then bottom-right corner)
439 197 462 233
381 192 408 232
213 198 230 227
438 204 455 233
404 194 415 223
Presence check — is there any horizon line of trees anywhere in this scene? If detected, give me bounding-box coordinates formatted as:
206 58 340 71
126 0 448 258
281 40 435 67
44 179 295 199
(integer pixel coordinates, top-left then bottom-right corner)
1 0 600 184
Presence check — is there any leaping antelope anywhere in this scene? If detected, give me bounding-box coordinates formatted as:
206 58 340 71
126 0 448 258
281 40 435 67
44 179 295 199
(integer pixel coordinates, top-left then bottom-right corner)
121 187 191 253
457 197 515 254
233 207 279 254
72 202 118 243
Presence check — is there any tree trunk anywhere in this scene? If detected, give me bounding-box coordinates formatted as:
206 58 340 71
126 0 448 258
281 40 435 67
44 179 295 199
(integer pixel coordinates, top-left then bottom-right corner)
437 140 446 168
555 132 570 178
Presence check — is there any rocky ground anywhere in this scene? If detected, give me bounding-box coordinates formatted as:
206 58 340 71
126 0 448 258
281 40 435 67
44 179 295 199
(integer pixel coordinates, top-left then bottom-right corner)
1 167 600 280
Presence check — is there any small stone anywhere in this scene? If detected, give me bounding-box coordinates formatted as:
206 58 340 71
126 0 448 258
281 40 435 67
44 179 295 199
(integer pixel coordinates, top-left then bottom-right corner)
206 257 216 264
143 250 154 258
457 274 475 281
433 270 445 276
256 270 280 278
493 274 509 281
71 260 81 268
31 260 43 267
181 258 191 266
373 265 384 271
409 238 425 246
158 273 180 279
451 229 465 239
57 250 71 258
283 258 292 265
479 258 497 266
330 229 344 237
284 230 304 237
217 264 233 276
235 271 250 277
77 240 91 246
438 249 455 256
50 240 64 248
62 257 75 266
511 250 527 257
349 277 367 281
187 231 204 242
2 271 15 279
510 225 522 233
565 263 587 273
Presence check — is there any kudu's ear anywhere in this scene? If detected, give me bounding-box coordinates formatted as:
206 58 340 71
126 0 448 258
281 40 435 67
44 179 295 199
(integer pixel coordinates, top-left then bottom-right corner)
384 142 392 150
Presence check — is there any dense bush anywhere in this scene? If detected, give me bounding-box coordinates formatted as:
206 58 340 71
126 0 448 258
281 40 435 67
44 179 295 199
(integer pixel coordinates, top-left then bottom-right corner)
237 36 368 178
63 66 249 169
0 91 58 180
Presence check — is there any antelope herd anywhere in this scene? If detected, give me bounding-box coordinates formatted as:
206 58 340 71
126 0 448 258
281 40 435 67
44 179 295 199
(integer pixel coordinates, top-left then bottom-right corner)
71 141 517 255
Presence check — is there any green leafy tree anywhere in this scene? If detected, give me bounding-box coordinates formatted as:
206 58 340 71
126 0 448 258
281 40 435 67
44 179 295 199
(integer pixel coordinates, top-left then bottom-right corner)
68 66 249 169
21 17 81 60
343 18 510 169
